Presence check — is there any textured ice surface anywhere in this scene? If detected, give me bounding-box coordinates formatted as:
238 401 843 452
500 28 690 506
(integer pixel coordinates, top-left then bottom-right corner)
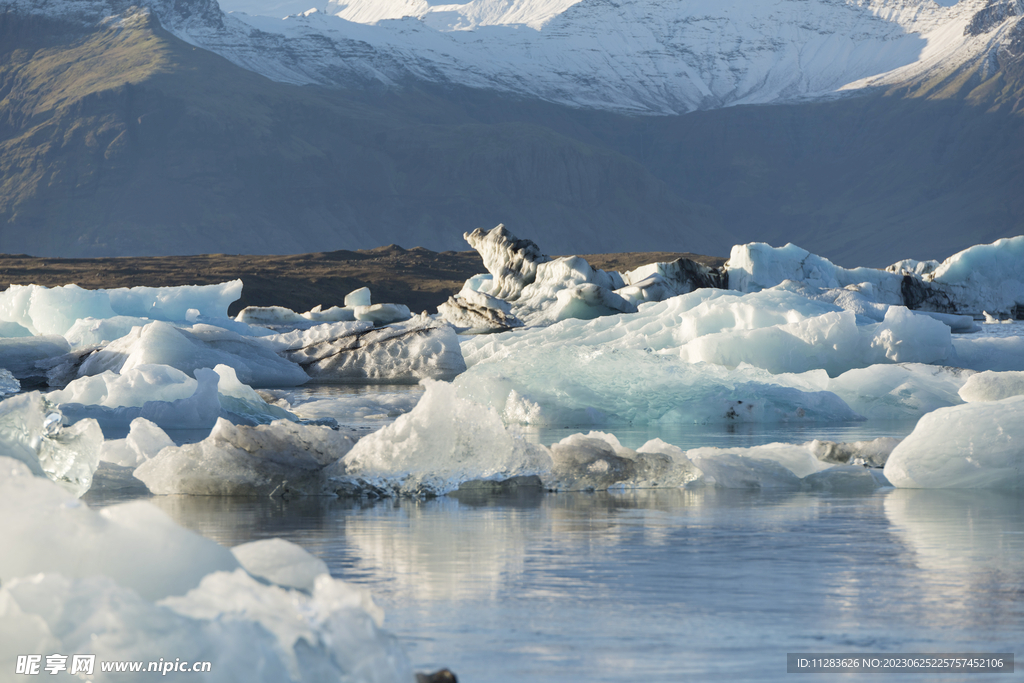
728 242 904 302
958 370 1024 402
824 363 972 419
0 393 102 496
806 437 901 468
265 387 423 425
338 380 551 496
884 396 1024 489
457 343 862 426
0 457 412 683
544 432 702 491
462 289 953 378
62 315 154 347
447 225 722 329
278 315 466 383
134 418 356 496
678 307 952 376
58 366 297 434
800 465 891 491
78 321 309 387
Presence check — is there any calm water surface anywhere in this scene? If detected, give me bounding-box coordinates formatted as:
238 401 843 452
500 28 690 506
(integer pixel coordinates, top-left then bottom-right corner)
88 488 1024 683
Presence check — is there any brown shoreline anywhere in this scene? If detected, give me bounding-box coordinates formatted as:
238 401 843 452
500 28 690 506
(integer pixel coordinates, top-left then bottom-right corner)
0 248 727 317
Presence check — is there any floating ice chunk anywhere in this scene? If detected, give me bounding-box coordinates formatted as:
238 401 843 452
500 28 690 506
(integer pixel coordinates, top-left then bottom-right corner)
0 460 412 682
0 283 116 336
337 380 551 496
0 457 239 598
687 453 802 489
301 304 356 323
679 306 952 376
161 569 407 682
0 368 18 397
99 418 176 468
134 418 356 496
437 293 523 333
806 437 901 468
50 364 198 407
727 242 904 303
958 370 1024 402
280 315 466 383
825 363 972 419
544 432 701 491
232 538 330 593
79 321 308 387
927 236 1024 317
0 335 72 385
353 302 412 324
462 288 845 368
688 442 832 479
107 280 243 321
883 396 1024 489
213 364 298 424
0 393 102 496
800 465 891 492
949 336 1024 371
344 287 372 308
236 305 308 326
457 344 861 426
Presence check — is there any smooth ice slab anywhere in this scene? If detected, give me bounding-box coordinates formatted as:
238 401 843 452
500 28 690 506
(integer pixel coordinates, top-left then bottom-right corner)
884 396 1024 489
958 370 1024 402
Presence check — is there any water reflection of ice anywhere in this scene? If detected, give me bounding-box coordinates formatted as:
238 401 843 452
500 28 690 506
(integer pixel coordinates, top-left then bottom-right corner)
122 488 1023 682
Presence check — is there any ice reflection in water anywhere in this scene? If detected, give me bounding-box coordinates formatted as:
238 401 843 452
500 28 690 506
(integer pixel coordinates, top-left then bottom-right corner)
92 488 1023 683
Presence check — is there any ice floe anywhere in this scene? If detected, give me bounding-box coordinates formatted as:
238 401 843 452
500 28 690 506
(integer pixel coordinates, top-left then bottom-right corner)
134 417 357 496
0 456 413 682
884 396 1024 489
958 370 1024 402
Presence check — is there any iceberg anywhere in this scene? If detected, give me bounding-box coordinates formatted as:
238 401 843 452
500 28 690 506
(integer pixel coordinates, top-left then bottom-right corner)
729 236 1024 318
0 368 18 397
949 335 1024 372
134 418 357 496
883 396 1024 489
544 432 702 491
823 363 971 420
0 457 412 682
98 417 176 468
275 315 466 383
337 380 551 496
0 281 243 336
58 366 297 435
443 224 724 329
958 370 1024 402
78 321 309 387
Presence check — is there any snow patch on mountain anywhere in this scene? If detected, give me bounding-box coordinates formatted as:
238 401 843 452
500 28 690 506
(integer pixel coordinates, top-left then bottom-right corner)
16 0 1024 114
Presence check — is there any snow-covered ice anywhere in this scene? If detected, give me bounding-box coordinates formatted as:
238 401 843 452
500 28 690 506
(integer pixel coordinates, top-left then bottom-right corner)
958 370 1024 402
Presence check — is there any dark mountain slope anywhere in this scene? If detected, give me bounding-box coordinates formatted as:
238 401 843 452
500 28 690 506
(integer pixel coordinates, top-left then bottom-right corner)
0 10 728 258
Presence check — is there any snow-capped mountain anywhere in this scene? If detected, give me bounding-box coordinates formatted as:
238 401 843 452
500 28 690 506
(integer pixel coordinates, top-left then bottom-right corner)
20 0 1018 114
